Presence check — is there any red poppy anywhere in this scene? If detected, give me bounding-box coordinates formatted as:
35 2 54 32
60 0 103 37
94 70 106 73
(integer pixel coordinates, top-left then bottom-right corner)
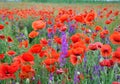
88 44 98 51
114 11 119 16
54 36 61 44
46 65 56 73
0 34 5 40
99 59 114 67
84 37 91 44
29 31 39 38
29 44 42 54
70 55 83 65
112 51 120 63
43 58 57 66
32 20 46 30
100 44 112 57
105 20 111 24
0 54 4 60
0 24 4 30
19 67 35 79
47 28 53 33
71 33 80 43
60 25 67 32
94 42 103 49
0 63 18 80
39 50 47 58
112 82 120 84
110 31 120 45
21 52 34 62
59 14 68 23
7 36 13 43
21 65 32 72
74 14 85 24
40 38 48 46
22 40 29 48
85 11 96 24
7 50 16 56
72 47 84 56
51 50 60 59
95 25 102 31
72 41 86 51
5 22 9 25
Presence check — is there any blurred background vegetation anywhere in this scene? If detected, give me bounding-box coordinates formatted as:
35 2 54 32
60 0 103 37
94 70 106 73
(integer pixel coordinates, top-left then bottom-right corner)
0 0 120 3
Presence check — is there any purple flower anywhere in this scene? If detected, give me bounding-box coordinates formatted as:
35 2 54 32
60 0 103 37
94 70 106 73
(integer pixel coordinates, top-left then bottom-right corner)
59 31 68 67
48 73 54 84
68 24 75 35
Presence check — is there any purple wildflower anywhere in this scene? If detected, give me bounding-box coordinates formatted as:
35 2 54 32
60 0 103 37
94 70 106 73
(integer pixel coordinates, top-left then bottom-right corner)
59 31 68 67
68 24 75 35
48 73 54 84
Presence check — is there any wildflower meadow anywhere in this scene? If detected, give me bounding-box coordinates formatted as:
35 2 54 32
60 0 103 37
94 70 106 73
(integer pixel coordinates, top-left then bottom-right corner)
0 1 120 84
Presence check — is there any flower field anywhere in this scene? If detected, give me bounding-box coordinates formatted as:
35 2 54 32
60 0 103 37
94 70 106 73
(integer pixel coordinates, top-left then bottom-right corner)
0 2 120 84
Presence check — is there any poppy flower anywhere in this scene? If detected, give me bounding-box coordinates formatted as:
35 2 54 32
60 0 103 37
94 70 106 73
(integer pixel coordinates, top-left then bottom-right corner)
29 31 39 38
46 65 56 73
74 14 85 24
100 44 112 57
19 69 35 79
99 59 114 67
56 68 64 74
40 38 48 46
32 20 46 30
72 47 84 56
94 42 103 49
22 40 29 48
70 55 83 65
100 32 106 39
85 11 96 24
0 34 5 40
105 20 111 24
112 51 120 63
43 58 57 66
60 25 67 32
47 28 53 33
59 14 68 23
21 52 34 62
95 25 102 31
110 31 120 45
39 50 47 58
72 41 86 51
71 33 80 43
0 24 4 30
0 54 4 60
7 36 13 43
19 40 29 48
7 50 16 56
112 82 120 84
88 44 98 51
54 36 61 44
84 37 91 44
21 65 32 72
5 22 9 25
0 63 18 80
29 44 42 54
114 11 119 16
